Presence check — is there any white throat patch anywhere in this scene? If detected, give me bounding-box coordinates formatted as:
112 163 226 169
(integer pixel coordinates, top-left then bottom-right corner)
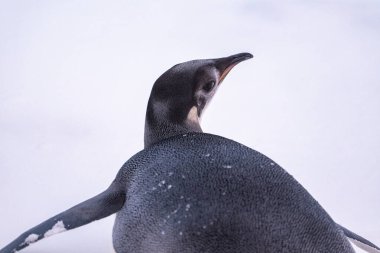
187 106 199 124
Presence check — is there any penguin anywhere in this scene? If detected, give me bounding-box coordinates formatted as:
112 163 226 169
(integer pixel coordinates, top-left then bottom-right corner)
0 53 378 253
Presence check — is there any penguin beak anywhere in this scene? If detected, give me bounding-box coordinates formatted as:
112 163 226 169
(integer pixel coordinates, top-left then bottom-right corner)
215 52 253 83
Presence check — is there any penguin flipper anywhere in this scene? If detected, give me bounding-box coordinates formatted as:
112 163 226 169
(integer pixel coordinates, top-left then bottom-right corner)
0 180 125 253
338 224 380 253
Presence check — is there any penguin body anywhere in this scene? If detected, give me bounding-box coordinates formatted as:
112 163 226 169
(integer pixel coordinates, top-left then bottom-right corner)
0 53 378 253
113 133 353 253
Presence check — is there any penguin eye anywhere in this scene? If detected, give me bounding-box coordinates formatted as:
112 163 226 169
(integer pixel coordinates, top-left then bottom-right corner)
202 81 215 92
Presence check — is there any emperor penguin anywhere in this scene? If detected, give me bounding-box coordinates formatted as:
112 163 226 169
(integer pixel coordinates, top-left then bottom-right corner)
1 53 378 253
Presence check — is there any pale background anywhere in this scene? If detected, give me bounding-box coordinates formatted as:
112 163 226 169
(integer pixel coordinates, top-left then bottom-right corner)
0 1 379 252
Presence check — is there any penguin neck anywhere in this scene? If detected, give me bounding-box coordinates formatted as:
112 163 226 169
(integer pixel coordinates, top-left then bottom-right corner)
144 100 202 148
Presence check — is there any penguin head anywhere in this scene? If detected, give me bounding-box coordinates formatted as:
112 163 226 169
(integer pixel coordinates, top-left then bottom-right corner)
145 52 253 147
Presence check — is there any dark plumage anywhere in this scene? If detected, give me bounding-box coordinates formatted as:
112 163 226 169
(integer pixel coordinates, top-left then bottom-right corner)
113 133 353 253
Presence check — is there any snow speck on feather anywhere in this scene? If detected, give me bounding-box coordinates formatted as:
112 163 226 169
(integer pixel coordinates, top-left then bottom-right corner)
44 221 67 238
24 234 39 244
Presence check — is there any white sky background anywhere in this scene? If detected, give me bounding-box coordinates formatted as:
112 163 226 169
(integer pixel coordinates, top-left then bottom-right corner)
0 1 379 252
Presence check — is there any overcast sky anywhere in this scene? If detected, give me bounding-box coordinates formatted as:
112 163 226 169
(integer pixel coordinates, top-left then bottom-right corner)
0 1 379 252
